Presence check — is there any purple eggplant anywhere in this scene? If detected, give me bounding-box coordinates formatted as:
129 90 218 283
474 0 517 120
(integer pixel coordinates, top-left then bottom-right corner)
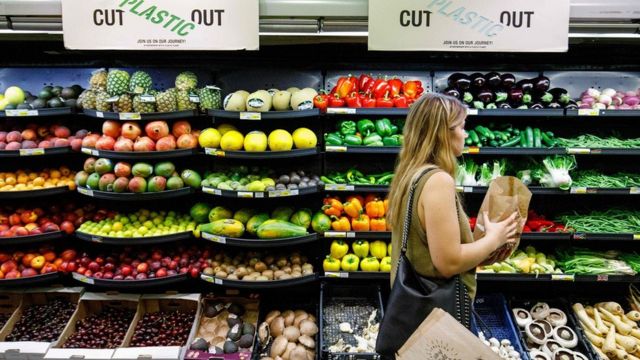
455 75 471 91
564 100 578 110
533 76 551 92
530 103 544 110
547 102 562 109
470 73 486 88
549 88 570 104
498 102 512 109
517 79 534 93
484 72 502 88
447 73 466 88
500 73 517 89
476 88 495 104
508 87 524 104
444 87 461 99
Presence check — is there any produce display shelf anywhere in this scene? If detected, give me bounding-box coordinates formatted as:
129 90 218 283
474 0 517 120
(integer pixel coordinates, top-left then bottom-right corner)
462 147 566 156
71 272 189 288
0 231 65 245
519 232 572 241
0 186 71 199
466 108 565 117
83 109 199 120
566 109 640 117
203 147 319 159
0 272 62 287
581 148 640 156
322 271 390 280
75 230 193 245
476 273 640 283
324 146 400 154
200 232 319 247
80 147 198 160
209 108 320 120
571 232 640 241
200 273 318 288
568 187 639 195
322 231 392 239
574 275 640 283
323 184 389 193
0 146 72 158
455 186 627 195
326 107 409 116
76 187 195 200
202 185 320 198
0 107 74 117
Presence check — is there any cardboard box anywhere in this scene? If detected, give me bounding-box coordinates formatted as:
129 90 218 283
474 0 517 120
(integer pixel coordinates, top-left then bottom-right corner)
0 291 23 360
112 293 201 360
0 288 83 360
44 292 140 360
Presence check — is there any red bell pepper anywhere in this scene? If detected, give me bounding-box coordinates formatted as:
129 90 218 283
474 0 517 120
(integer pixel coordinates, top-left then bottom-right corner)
393 95 408 108
388 78 403 97
372 78 390 99
336 76 356 99
402 80 423 99
376 92 393 108
362 95 376 108
469 217 477 231
362 77 376 96
526 219 555 232
522 225 532 233
329 93 346 107
358 74 372 92
349 74 359 93
313 93 329 112
345 92 362 108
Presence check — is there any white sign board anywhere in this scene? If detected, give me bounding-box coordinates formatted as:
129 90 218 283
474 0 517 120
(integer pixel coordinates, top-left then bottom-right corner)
62 0 259 50
368 0 569 52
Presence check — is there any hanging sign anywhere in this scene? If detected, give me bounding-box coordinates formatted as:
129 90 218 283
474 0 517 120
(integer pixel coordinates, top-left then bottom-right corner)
368 0 569 52
62 0 259 50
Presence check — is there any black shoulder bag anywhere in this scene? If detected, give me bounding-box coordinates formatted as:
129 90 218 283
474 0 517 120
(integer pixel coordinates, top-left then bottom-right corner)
375 168 472 357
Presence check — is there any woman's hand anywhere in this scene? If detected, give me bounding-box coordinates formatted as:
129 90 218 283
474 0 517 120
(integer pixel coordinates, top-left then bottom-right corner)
479 245 513 266
482 211 519 251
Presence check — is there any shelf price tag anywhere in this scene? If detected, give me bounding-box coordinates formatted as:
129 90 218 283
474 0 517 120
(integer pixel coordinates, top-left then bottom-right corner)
239 112 261 120
597 275 609 282
96 111 104 118
325 272 349 278
202 187 222 195
19 148 45 156
630 187 640 195
551 274 575 281
570 187 588 194
204 148 225 157
578 109 600 116
119 112 141 120
567 148 591 155
327 108 356 115
325 146 348 152
573 233 587 241
324 184 354 191
5 109 39 117
78 188 94 197
201 275 223 285
90 236 103 243
466 109 478 116
269 189 298 198
202 232 226 244
72 273 95 285
237 191 254 198
462 147 480 154
324 231 346 238
632 234 640 240
81 147 100 156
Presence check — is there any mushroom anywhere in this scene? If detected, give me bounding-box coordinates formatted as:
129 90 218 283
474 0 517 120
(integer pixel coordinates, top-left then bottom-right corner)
282 310 295 326
299 320 318 336
531 303 551 320
546 309 567 327
533 319 553 334
270 336 288 358
526 322 549 345
282 342 296 360
572 352 588 360
294 310 307 317
513 308 533 328
293 313 308 327
271 316 285 337
541 339 562 358
298 335 315 349
289 345 308 360
283 326 301 342
551 348 576 360
552 326 578 349
266 311 281 324
530 349 552 360
258 322 270 345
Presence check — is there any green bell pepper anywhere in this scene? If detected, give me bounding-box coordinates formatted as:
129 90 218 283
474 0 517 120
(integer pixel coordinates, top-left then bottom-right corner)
324 132 343 146
382 135 402 147
343 134 363 146
363 134 383 146
374 118 393 137
389 124 398 135
338 120 357 136
356 119 375 136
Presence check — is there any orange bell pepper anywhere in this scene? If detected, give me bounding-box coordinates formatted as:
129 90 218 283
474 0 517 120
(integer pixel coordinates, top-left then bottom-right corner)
343 198 363 218
331 216 351 231
365 199 385 218
383 199 389 214
346 195 365 206
370 217 387 232
323 196 341 205
364 194 378 205
351 214 370 232
322 198 344 217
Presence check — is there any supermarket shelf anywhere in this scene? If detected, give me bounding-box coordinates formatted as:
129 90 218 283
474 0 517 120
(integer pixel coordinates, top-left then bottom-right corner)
77 187 195 200
75 231 193 245
209 108 320 120
83 109 198 120
324 146 400 154
322 271 390 280
0 147 72 158
81 147 198 160
0 272 62 287
203 147 319 159
476 273 640 283
462 147 566 156
584 148 640 156
520 232 572 241
323 184 389 193
458 186 639 195
568 187 639 195
200 232 319 248
0 107 74 117
326 107 409 116
466 108 565 117
200 273 318 288
566 109 640 117
571 233 640 241
0 231 65 245
72 272 188 288
322 231 392 239
202 185 320 198
0 186 71 199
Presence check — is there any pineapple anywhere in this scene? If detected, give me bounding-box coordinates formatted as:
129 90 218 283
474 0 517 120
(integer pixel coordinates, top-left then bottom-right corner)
129 71 153 94
89 69 108 90
198 87 222 111
113 94 133 113
81 90 97 110
176 89 197 111
133 95 156 113
106 69 130 96
95 91 112 112
155 91 177 113
175 71 198 91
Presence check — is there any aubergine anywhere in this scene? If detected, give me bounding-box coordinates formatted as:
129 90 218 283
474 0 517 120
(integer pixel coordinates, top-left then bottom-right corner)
549 88 571 104
470 73 486 88
454 74 471 90
533 76 551 92
530 103 544 110
497 102 512 109
447 73 466 88
517 79 534 93
484 72 502 88
476 88 494 104
509 87 524 103
500 73 517 89
547 102 562 109
444 87 461 99
565 100 579 110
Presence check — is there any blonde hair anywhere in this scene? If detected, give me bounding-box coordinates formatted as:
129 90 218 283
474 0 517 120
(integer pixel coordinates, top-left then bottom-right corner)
387 93 466 228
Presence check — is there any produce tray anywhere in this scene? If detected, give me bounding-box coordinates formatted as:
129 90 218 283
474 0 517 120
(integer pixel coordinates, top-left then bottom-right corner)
323 184 389 193
324 146 400 155
0 186 71 199
0 272 62 287
462 147 566 156
75 230 193 245
319 282 384 360
466 108 565 117
326 107 409 116
322 271 390 280
200 273 318 289
0 146 72 158
202 185 320 198
203 147 319 159
520 232 572 242
566 109 640 117
77 187 195 200
472 294 530 360
83 108 199 120
571 232 640 241
71 272 189 288
0 231 65 245
0 107 74 117
322 231 392 240
81 147 198 160
209 108 320 120
200 232 319 248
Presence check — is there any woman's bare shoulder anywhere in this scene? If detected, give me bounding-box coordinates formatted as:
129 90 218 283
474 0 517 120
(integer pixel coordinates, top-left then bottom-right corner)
424 170 454 189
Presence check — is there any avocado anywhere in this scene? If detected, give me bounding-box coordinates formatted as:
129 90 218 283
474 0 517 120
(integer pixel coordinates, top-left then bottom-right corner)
38 90 52 100
228 303 245 316
71 84 84 95
189 338 209 351
25 95 37 103
236 334 253 349
47 98 64 108
64 99 77 108
16 103 32 110
227 323 242 341
51 86 63 96
204 302 224 318
223 340 238 354
227 314 242 329
61 87 76 99
31 99 47 109
41 85 53 92
208 346 223 354
241 323 255 336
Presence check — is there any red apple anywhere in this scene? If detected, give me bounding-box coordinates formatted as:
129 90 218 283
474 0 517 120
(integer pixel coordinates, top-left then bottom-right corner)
136 263 149 274
54 126 71 138
88 261 100 272
156 268 168 278
60 221 74 235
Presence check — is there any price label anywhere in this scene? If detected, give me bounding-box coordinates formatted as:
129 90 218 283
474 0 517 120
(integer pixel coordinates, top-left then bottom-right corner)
630 187 640 195
570 187 588 194
5 109 39 117
237 191 254 198
140 95 156 103
325 272 349 278
119 112 142 120
254 192 264 198
551 274 575 281
204 148 225 157
78 188 94 197
189 95 200 103
573 233 587 241
327 108 356 114
90 236 103 243
202 232 226 244
324 231 346 238
324 184 355 191
566 148 591 155
466 109 478 116
596 275 609 282
269 189 299 198
463 147 480 154
633 234 640 240
96 111 104 118
81 148 100 156
72 273 95 285
19 148 45 156
325 146 348 152
578 109 600 116
463 187 474 193
239 112 261 120
202 187 222 195
201 275 214 283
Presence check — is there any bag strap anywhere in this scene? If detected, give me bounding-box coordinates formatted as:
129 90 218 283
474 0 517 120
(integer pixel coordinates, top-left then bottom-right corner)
400 167 436 255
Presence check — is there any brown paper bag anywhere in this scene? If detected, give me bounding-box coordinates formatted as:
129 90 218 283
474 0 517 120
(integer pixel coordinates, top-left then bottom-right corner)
472 176 532 254
397 308 500 360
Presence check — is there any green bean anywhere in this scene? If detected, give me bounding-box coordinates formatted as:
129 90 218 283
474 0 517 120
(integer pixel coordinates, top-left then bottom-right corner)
557 209 640 233
572 170 640 188
556 134 640 148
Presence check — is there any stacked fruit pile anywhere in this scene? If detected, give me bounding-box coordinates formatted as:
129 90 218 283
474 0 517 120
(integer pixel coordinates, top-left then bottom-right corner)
321 74 424 109
130 309 196 347
83 120 199 152
325 118 404 147
0 166 75 192
0 84 83 110
62 307 135 349
201 167 321 192
77 209 196 238
0 124 88 151
201 250 313 282
5 298 77 341
223 88 318 112
324 240 392 273
199 123 317 152
319 195 389 232
0 203 99 237
0 247 77 279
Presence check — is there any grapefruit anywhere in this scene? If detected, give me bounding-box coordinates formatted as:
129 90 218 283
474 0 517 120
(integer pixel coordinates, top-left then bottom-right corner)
220 130 244 151
243 131 268 152
292 128 317 149
217 123 238 135
268 129 293 151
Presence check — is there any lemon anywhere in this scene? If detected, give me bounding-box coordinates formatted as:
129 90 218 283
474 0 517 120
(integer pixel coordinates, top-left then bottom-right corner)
268 129 293 151
220 130 245 151
292 127 317 149
217 123 238 135
243 131 268 152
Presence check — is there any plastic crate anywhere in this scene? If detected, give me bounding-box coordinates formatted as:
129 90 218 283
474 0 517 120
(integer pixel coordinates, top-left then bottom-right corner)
472 294 530 360
319 282 384 360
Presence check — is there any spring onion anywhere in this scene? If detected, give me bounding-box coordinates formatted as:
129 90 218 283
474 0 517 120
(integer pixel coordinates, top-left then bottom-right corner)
556 248 636 275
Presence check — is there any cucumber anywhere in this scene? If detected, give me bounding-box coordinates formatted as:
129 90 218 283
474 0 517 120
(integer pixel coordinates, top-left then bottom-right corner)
533 128 542 148
525 127 534 148
501 137 522 147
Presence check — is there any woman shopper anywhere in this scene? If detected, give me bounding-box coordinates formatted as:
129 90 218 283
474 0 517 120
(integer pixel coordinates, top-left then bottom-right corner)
376 93 519 356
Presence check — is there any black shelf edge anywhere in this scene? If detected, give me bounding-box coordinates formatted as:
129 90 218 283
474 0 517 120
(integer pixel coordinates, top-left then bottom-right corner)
322 271 390 280
72 272 189 288
520 233 572 241
77 187 195 200
463 147 566 156
459 186 639 195
202 185 320 198
467 108 565 117
203 147 319 159
0 147 72 158
574 275 640 283
0 107 74 117
83 109 198 120
456 186 566 195
476 273 640 283
199 232 319 247
586 148 640 156
0 272 62 287
322 231 392 239
324 146 400 155
75 231 193 245
569 187 639 195
323 184 389 193
200 273 318 288
326 107 409 116
572 232 639 241
209 108 320 120
566 109 640 117
0 186 71 199
81 147 198 160
0 231 65 245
